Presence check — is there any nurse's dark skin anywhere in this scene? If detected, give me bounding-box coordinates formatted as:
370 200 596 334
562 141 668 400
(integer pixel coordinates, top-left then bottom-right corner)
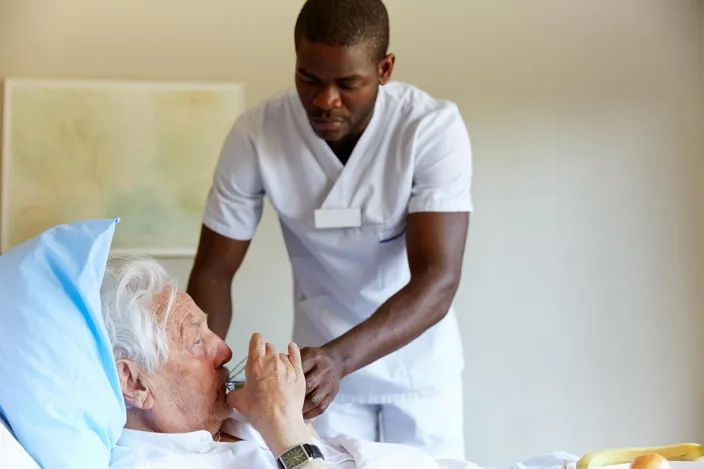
187 38 470 420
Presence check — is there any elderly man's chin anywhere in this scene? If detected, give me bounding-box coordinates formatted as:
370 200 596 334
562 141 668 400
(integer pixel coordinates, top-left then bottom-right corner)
211 391 231 423
211 367 232 422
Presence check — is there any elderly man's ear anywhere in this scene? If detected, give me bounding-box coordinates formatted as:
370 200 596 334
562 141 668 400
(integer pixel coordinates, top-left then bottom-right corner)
116 360 155 410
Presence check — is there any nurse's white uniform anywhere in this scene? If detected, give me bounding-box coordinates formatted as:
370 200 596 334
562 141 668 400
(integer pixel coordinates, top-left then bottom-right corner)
203 81 473 460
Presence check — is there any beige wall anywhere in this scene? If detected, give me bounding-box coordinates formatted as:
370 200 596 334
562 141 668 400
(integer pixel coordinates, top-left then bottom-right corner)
1 0 703 467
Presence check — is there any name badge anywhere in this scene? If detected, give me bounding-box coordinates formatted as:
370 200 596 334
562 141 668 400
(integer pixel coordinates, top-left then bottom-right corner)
314 208 362 229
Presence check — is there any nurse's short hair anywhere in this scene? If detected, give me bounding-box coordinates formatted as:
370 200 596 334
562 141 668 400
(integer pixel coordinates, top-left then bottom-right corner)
294 0 390 62
100 255 178 374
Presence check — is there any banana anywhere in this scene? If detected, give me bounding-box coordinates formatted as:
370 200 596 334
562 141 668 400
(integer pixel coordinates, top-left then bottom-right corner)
576 443 704 469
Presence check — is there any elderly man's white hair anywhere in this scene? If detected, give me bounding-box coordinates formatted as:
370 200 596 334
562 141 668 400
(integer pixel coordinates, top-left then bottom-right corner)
100 255 179 373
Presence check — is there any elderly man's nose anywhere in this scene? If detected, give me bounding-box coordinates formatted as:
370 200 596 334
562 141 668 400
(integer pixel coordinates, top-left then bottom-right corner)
217 342 233 367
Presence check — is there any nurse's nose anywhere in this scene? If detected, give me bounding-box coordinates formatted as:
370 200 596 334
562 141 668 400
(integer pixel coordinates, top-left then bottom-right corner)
313 86 342 111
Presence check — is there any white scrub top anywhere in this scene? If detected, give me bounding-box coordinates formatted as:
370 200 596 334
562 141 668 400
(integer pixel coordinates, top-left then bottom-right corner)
203 81 473 403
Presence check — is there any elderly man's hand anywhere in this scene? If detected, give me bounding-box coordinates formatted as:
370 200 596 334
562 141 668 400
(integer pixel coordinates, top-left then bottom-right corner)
227 333 310 455
300 346 344 420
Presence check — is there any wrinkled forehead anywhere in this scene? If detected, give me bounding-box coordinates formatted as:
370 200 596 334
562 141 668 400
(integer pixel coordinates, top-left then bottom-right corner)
151 288 206 344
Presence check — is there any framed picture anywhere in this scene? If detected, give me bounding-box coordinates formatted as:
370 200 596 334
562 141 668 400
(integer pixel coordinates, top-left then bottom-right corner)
1 78 245 256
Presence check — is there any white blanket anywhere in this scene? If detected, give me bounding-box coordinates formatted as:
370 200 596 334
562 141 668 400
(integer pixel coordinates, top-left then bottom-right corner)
507 452 704 469
508 452 579 469
325 435 484 469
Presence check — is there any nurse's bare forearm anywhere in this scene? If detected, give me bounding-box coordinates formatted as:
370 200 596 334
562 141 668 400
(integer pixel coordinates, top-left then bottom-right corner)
323 211 468 376
187 276 233 339
187 226 251 339
323 271 459 376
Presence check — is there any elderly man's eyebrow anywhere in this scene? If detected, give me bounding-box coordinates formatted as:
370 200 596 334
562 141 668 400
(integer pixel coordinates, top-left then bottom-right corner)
178 313 208 343
187 314 207 326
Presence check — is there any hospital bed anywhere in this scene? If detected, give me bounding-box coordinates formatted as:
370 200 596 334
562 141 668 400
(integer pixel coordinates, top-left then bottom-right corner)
0 220 702 469
0 416 40 469
1 416 701 469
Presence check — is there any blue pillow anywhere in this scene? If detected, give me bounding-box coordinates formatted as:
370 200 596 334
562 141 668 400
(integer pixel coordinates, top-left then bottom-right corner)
0 218 127 469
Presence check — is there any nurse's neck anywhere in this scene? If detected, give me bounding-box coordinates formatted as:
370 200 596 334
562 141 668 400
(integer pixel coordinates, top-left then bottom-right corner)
327 134 360 165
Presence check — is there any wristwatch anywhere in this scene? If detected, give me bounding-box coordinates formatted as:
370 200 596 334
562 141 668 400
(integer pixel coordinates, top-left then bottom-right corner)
276 443 325 469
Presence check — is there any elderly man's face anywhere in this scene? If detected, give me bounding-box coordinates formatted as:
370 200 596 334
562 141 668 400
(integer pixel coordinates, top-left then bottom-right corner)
120 288 233 433
159 289 233 428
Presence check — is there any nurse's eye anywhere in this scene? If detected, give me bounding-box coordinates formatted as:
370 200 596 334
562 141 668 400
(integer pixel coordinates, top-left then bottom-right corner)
296 72 318 85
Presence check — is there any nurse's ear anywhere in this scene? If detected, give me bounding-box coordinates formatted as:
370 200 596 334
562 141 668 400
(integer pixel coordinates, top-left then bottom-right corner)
116 359 155 410
378 52 396 85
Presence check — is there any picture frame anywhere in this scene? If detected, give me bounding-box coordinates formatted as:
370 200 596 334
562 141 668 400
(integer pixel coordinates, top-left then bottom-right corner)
1 77 245 256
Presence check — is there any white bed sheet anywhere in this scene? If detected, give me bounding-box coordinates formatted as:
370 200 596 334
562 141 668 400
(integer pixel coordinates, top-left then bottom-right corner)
509 451 704 469
0 419 40 469
1 429 701 469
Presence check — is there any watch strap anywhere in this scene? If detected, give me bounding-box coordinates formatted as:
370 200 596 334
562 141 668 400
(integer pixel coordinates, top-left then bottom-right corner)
304 443 324 460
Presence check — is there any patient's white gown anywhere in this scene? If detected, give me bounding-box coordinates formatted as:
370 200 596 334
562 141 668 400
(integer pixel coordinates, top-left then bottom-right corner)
109 415 483 469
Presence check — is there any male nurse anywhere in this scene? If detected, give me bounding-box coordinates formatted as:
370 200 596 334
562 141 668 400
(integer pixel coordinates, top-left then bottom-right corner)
187 0 473 460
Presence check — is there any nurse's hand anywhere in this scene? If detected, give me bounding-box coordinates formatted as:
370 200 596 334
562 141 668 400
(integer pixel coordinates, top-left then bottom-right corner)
300 346 344 419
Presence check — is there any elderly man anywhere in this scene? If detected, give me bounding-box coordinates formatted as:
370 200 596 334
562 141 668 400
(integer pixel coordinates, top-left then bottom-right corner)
101 256 477 469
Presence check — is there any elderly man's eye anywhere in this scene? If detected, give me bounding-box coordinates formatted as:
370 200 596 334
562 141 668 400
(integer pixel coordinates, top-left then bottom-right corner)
193 338 203 346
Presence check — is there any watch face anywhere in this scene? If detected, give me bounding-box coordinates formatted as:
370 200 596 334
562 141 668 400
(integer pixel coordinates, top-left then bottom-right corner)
281 446 309 469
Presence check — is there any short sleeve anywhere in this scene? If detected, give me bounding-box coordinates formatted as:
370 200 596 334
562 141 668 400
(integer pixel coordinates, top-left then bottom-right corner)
202 116 265 240
408 104 474 214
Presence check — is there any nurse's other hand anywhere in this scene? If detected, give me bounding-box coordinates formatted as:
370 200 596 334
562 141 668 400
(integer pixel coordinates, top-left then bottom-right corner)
300 346 343 419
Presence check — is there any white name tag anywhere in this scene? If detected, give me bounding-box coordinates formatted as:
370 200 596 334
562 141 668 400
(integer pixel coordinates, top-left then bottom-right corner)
314 208 362 229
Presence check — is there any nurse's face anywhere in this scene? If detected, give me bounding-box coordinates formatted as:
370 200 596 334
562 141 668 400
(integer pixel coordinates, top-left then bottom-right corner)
295 39 395 142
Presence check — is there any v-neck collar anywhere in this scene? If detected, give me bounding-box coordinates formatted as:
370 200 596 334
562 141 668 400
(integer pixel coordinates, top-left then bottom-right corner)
290 88 386 209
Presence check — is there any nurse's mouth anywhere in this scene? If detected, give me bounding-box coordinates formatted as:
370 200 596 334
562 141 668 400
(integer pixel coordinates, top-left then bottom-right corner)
312 119 344 132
